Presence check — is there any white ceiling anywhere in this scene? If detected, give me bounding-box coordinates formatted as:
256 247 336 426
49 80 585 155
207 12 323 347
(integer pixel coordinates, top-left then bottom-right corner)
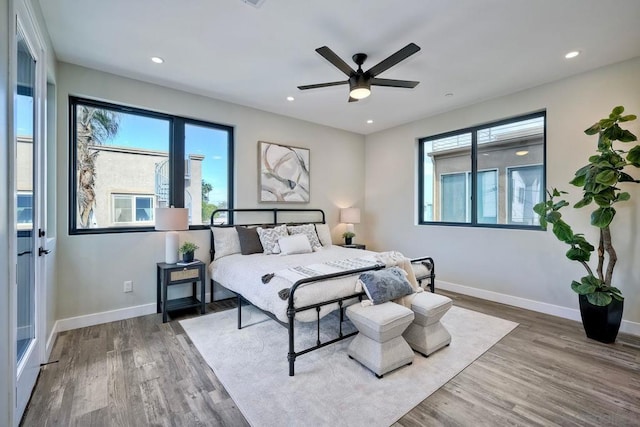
39 0 640 135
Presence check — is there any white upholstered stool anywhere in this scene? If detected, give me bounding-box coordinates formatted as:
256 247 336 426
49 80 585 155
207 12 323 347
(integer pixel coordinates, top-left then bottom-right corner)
346 302 415 378
403 292 453 357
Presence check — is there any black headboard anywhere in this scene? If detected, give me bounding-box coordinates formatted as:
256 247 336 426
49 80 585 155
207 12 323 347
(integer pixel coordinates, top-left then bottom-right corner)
209 208 326 260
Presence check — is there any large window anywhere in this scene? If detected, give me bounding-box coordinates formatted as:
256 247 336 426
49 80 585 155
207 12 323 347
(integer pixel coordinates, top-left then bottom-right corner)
419 112 545 229
69 97 234 234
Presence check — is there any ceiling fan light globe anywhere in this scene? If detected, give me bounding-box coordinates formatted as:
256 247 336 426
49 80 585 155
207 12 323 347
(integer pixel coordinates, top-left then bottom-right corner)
349 87 371 99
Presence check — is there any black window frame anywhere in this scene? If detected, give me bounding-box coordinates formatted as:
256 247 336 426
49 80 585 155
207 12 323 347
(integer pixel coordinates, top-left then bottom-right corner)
418 110 546 230
69 96 234 235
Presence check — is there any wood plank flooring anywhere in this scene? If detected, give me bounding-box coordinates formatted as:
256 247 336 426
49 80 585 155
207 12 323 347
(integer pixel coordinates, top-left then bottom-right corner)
21 291 640 426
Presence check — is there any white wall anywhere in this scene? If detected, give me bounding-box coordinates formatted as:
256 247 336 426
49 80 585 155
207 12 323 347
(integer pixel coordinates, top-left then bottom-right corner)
365 57 640 328
55 62 365 321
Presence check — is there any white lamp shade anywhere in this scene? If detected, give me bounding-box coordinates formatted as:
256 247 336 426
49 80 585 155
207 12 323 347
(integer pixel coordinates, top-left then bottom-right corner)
155 207 189 231
340 208 361 224
155 207 189 264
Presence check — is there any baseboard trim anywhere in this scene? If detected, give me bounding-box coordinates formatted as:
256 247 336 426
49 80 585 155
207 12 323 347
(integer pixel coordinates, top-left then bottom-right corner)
437 280 640 337
55 303 157 332
54 292 214 332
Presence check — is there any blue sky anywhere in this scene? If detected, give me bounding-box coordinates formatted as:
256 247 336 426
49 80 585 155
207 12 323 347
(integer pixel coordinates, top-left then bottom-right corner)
107 113 229 205
18 100 230 205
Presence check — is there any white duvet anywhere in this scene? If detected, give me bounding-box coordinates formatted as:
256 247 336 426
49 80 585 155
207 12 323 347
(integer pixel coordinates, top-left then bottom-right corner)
209 246 378 322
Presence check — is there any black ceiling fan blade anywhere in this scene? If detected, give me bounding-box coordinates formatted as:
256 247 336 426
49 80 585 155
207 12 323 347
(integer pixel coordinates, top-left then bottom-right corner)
315 46 356 77
370 78 420 88
366 43 421 77
298 81 347 90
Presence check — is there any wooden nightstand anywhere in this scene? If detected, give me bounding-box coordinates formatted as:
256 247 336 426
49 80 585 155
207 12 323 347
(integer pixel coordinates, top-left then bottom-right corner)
339 244 366 250
157 260 206 323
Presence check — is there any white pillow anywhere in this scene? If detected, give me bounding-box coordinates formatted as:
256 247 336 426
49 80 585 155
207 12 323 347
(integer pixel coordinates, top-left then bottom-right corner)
287 224 322 249
315 223 332 247
256 224 288 254
211 227 241 260
278 234 313 255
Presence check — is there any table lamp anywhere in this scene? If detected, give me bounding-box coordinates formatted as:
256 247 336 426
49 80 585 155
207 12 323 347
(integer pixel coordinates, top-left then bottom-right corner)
340 207 361 234
155 207 189 264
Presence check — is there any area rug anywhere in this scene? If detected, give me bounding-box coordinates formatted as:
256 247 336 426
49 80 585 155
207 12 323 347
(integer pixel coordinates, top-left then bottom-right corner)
180 304 518 427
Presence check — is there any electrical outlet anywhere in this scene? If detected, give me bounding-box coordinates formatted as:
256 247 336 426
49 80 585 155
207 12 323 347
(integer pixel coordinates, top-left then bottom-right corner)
123 280 133 292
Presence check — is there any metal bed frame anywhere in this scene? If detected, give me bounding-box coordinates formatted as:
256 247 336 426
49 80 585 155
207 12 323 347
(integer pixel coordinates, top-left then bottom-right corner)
209 208 435 376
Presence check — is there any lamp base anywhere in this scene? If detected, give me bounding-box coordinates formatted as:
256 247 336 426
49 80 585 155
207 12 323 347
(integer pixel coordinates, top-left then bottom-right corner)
165 231 179 264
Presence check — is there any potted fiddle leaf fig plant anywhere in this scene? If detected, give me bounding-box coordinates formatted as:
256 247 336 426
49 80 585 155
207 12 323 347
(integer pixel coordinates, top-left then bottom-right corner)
534 106 639 343
179 242 199 263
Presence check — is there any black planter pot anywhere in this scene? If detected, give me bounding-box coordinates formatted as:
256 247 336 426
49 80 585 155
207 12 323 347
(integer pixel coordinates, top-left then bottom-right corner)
182 251 195 263
578 295 623 343
344 237 352 245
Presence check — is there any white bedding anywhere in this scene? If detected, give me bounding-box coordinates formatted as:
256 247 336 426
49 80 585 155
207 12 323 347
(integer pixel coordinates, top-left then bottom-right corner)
209 246 379 322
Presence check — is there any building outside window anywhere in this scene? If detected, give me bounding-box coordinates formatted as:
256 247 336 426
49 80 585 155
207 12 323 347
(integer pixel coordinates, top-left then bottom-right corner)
419 112 545 228
69 97 233 234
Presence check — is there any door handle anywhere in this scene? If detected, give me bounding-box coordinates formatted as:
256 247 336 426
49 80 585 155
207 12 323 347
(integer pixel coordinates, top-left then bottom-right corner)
38 247 50 256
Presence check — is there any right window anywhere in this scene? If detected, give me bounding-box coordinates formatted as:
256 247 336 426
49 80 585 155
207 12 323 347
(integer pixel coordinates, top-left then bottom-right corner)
419 112 545 228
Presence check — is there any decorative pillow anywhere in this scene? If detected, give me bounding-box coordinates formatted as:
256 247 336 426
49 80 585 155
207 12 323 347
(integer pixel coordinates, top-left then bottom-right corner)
256 224 288 254
211 227 241 260
278 234 313 255
358 267 414 305
287 224 321 249
235 226 263 255
314 223 332 247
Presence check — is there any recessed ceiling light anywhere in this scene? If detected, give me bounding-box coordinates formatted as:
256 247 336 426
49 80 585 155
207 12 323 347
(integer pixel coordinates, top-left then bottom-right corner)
151 56 164 64
286 96 295 101
516 150 529 156
366 119 373 124
565 51 580 59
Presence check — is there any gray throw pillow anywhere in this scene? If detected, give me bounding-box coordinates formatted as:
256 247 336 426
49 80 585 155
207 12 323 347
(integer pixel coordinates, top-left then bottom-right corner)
236 226 263 255
358 267 414 305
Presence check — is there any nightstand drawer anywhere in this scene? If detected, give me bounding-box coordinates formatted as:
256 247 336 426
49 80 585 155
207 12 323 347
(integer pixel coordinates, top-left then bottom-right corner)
170 268 200 281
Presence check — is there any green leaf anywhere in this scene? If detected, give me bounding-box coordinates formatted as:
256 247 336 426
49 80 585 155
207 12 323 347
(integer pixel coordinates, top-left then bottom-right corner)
532 202 547 216
569 174 585 187
619 172 636 182
619 114 637 122
593 193 614 207
574 164 592 177
552 220 573 243
539 216 547 230
546 211 561 223
552 200 569 210
599 118 615 129
619 129 638 142
617 192 631 202
591 207 615 228
627 145 640 166
612 106 625 116
566 247 590 262
581 275 601 287
611 293 624 302
587 292 612 306
584 123 600 135
573 196 592 209
595 169 617 186
608 286 623 295
552 188 562 197
571 280 596 295
588 155 601 162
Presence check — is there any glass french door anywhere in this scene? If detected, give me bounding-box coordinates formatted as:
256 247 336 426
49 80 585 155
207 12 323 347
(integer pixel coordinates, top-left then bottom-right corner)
14 13 44 423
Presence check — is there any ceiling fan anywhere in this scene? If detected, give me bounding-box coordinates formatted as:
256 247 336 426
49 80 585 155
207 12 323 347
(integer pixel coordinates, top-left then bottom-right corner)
297 43 421 102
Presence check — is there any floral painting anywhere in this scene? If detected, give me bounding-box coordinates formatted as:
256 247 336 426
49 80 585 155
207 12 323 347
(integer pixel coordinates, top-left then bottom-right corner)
259 141 310 203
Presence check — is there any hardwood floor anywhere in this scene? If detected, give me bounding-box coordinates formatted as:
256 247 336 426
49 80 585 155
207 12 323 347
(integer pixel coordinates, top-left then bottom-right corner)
22 291 640 426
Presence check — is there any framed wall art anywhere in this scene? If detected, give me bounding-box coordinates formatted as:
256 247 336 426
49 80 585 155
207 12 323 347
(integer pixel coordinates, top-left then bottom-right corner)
259 141 310 203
